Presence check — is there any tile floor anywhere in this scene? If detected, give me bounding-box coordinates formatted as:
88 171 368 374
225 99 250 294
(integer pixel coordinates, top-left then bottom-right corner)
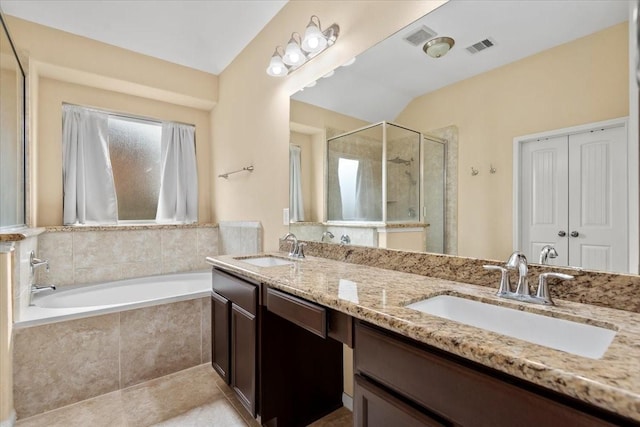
15 364 353 427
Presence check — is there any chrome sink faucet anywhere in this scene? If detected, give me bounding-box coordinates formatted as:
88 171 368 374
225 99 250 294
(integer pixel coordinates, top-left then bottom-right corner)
539 245 558 265
507 251 530 296
484 251 573 305
282 233 305 259
321 231 334 242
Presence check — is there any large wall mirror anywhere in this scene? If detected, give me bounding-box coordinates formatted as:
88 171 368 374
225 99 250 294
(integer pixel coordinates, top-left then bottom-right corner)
0 10 26 229
289 0 638 274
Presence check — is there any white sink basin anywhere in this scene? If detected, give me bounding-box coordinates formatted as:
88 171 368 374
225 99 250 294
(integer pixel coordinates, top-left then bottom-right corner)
238 256 294 267
406 295 616 359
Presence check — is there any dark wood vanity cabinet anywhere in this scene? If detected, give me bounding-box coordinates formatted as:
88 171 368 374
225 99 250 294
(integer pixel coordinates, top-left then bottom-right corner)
211 268 343 427
354 321 632 427
211 291 230 382
211 268 258 416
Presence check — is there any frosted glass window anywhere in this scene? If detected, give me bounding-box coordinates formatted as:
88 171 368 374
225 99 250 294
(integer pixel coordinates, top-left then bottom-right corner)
338 158 359 220
108 117 162 220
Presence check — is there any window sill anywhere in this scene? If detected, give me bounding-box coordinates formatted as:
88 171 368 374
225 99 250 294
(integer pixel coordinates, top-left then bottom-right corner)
45 223 217 232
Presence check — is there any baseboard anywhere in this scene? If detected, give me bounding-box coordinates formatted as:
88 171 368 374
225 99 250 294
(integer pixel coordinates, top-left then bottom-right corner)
342 393 353 411
0 410 16 427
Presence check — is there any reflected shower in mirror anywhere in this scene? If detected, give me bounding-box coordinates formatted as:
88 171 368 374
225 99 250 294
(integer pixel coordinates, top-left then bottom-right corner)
289 0 638 274
0 11 26 229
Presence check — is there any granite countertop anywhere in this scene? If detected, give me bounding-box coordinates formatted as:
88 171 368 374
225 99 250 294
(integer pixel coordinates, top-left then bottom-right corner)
206 252 640 422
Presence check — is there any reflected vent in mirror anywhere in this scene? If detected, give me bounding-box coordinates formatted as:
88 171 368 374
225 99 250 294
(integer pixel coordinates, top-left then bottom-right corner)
403 25 437 47
466 38 496 54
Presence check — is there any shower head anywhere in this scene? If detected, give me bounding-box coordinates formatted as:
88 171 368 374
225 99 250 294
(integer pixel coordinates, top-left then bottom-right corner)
388 156 413 166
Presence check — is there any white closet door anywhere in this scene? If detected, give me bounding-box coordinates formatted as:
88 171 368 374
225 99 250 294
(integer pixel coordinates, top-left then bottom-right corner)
521 136 569 266
568 126 628 272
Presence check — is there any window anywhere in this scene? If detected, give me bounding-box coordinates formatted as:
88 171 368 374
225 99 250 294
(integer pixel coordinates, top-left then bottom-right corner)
338 158 359 220
62 104 197 225
108 117 162 221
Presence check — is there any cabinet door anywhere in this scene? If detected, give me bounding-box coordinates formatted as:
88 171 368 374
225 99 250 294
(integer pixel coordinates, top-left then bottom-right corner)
354 375 445 427
231 303 257 417
211 292 230 383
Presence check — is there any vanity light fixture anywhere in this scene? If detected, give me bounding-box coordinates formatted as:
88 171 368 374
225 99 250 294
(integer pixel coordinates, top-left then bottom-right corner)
266 15 340 77
423 36 455 58
266 47 288 77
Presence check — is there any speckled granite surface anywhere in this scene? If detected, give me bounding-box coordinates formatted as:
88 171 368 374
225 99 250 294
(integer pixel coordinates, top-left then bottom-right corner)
0 227 45 242
207 253 640 423
45 223 218 232
282 241 640 314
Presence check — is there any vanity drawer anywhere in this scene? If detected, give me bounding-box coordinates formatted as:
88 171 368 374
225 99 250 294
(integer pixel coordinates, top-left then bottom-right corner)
212 269 258 315
266 288 327 338
354 322 617 427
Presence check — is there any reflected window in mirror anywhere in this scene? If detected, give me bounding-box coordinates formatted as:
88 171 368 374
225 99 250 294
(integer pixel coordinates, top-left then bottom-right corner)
0 13 26 229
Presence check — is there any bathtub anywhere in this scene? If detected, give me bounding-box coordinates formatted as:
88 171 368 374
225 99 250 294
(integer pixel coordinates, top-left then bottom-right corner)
15 270 211 328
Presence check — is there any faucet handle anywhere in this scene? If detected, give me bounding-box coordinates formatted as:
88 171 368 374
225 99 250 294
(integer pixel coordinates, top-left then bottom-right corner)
483 265 511 295
536 272 574 305
295 242 306 259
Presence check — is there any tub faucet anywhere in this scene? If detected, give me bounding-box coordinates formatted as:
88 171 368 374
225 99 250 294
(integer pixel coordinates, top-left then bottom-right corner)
30 251 49 274
321 231 335 242
539 245 558 265
30 284 56 306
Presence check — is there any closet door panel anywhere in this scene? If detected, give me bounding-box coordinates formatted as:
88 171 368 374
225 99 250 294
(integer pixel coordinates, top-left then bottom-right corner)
520 136 569 265
568 126 627 272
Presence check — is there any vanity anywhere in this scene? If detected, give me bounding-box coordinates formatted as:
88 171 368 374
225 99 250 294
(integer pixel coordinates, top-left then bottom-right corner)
207 253 640 426
210 266 347 427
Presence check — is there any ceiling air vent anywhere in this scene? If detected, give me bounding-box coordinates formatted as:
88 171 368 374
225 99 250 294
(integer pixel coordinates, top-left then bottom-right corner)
466 38 496 54
403 25 437 47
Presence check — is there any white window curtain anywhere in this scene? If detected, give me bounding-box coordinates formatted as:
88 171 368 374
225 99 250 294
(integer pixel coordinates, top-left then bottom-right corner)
156 122 198 223
289 145 305 222
62 104 118 225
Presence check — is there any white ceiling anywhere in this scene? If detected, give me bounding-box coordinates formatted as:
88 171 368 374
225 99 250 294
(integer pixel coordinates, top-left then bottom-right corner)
0 0 288 75
292 0 630 123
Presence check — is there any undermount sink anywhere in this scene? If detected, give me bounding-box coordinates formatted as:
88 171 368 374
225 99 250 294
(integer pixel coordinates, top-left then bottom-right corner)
406 295 616 359
237 256 295 267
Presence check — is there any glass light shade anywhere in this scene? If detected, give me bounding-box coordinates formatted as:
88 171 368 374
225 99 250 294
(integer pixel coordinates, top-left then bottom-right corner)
266 54 288 76
283 40 306 66
424 37 455 59
301 24 327 53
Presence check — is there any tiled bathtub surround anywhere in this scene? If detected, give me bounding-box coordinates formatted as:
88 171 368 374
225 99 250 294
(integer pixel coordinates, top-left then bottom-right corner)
218 221 263 255
13 297 212 419
282 241 640 314
36 224 218 288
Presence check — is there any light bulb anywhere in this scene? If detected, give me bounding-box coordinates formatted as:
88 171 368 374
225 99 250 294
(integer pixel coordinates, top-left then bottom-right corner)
283 38 306 66
266 54 288 77
301 18 327 53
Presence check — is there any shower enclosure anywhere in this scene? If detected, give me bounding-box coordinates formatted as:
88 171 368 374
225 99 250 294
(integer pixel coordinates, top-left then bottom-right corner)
327 121 446 251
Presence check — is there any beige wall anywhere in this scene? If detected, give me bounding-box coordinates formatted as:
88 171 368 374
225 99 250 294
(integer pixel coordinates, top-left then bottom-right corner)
213 1 446 251
396 22 629 260
36 78 212 225
4 16 217 227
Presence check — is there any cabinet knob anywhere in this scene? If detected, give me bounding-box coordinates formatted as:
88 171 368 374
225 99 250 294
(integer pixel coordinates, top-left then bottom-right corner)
558 230 566 237
570 231 579 237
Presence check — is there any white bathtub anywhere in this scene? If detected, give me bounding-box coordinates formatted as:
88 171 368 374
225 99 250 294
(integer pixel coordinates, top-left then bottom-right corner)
15 271 211 328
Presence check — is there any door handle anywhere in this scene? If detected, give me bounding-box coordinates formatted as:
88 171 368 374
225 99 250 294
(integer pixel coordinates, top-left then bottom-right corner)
558 231 566 237
570 231 579 237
